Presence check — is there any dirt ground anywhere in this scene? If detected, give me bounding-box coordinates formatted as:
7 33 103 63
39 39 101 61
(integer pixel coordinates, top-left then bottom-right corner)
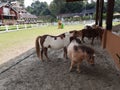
0 38 120 90
0 41 34 65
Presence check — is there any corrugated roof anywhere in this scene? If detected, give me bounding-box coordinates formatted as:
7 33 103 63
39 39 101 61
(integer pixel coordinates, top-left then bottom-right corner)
20 12 37 19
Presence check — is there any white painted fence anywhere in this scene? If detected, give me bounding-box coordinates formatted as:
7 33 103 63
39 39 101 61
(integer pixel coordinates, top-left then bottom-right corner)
0 23 48 33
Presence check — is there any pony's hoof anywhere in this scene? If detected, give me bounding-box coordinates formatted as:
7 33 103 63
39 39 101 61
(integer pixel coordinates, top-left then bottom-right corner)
77 69 81 73
48 59 51 62
69 68 73 72
66 57 68 59
77 71 81 74
41 60 44 62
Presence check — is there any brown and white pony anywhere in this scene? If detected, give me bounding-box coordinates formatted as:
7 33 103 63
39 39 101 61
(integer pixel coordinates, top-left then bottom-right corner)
35 30 81 61
67 39 95 73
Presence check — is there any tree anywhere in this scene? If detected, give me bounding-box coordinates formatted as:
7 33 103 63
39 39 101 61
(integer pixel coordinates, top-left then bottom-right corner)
49 0 65 16
64 2 84 13
49 0 84 16
1 0 24 6
26 1 50 16
114 0 120 13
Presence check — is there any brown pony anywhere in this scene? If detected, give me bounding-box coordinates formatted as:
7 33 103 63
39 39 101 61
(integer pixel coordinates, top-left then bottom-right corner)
67 40 95 73
81 25 104 45
35 30 81 61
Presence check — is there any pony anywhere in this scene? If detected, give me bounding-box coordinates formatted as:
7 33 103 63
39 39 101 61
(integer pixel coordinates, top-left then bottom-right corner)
81 25 104 45
67 39 95 73
35 30 81 61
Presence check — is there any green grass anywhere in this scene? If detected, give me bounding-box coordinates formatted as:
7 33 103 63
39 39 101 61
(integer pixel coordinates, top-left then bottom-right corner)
113 21 120 26
0 24 84 52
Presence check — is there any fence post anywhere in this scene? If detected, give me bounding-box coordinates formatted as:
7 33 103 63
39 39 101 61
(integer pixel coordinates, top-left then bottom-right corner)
5 25 8 32
16 25 19 30
24 24 27 29
36 23 39 27
31 24 33 28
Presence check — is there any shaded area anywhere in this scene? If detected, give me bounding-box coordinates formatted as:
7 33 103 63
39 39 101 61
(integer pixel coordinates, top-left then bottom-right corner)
112 24 120 33
0 39 120 90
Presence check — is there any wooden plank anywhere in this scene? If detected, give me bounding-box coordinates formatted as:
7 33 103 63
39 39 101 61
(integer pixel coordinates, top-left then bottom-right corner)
99 0 104 27
95 0 99 25
106 31 120 69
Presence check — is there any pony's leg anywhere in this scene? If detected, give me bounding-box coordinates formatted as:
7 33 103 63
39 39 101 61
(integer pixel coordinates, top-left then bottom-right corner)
76 63 81 73
69 61 75 72
40 48 44 61
43 47 50 61
63 47 68 59
82 35 85 43
91 37 94 45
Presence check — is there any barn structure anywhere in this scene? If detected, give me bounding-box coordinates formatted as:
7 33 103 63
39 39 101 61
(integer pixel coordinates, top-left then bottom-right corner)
0 1 38 25
67 0 120 70
11 1 37 24
0 3 18 25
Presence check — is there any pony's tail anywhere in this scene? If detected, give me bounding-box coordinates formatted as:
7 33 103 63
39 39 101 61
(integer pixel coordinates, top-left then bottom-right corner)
35 36 41 59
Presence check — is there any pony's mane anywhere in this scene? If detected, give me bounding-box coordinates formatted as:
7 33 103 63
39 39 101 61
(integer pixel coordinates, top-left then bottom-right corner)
74 45 94 55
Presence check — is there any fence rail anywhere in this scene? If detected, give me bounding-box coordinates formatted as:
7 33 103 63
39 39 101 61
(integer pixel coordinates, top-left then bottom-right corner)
0 23 48 33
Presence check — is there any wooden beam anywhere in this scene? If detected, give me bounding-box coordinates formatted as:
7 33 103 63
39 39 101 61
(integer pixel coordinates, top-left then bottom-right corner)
95 0 99 25
99 0 104 27
106 0 115 30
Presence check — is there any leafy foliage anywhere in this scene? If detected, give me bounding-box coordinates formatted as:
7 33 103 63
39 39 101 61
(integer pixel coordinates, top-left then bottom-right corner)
1 0 24 6
114 0 120 13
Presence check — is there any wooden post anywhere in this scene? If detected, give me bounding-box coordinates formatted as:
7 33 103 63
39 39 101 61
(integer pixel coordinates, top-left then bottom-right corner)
24 24 27 29
1 15 4 24
106 0 115 30
16 25 19 30
99 0 104 27
12 16 14 25
5 25 8 32
95 0 99 25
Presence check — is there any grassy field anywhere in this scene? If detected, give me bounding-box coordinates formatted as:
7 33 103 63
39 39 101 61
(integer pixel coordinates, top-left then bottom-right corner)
0 24 84 50
0 24 84 63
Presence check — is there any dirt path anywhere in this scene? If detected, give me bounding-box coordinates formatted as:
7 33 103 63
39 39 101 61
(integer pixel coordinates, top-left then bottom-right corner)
0 41 34 65
0 39 120 90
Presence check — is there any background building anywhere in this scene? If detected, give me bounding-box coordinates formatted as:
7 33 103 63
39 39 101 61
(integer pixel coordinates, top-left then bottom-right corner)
0 1 37 25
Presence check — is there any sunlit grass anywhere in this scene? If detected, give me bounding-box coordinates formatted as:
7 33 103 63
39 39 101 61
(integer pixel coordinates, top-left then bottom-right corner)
0 24 84 52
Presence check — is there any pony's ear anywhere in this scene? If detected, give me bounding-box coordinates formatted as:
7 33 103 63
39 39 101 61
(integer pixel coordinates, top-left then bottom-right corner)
70 37 75 42
74 45 78 51
76 38 81 44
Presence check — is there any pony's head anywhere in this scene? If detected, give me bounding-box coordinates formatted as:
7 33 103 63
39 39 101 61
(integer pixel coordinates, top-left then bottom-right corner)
69 30 82 40
87 53 95 66
80 45 95 66
70 37 81 44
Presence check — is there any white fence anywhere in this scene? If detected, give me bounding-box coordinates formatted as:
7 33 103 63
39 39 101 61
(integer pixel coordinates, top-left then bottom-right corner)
0 23 48 33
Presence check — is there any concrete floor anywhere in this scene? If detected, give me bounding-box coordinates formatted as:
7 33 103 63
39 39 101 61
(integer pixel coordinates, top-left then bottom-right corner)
0 40 120 90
